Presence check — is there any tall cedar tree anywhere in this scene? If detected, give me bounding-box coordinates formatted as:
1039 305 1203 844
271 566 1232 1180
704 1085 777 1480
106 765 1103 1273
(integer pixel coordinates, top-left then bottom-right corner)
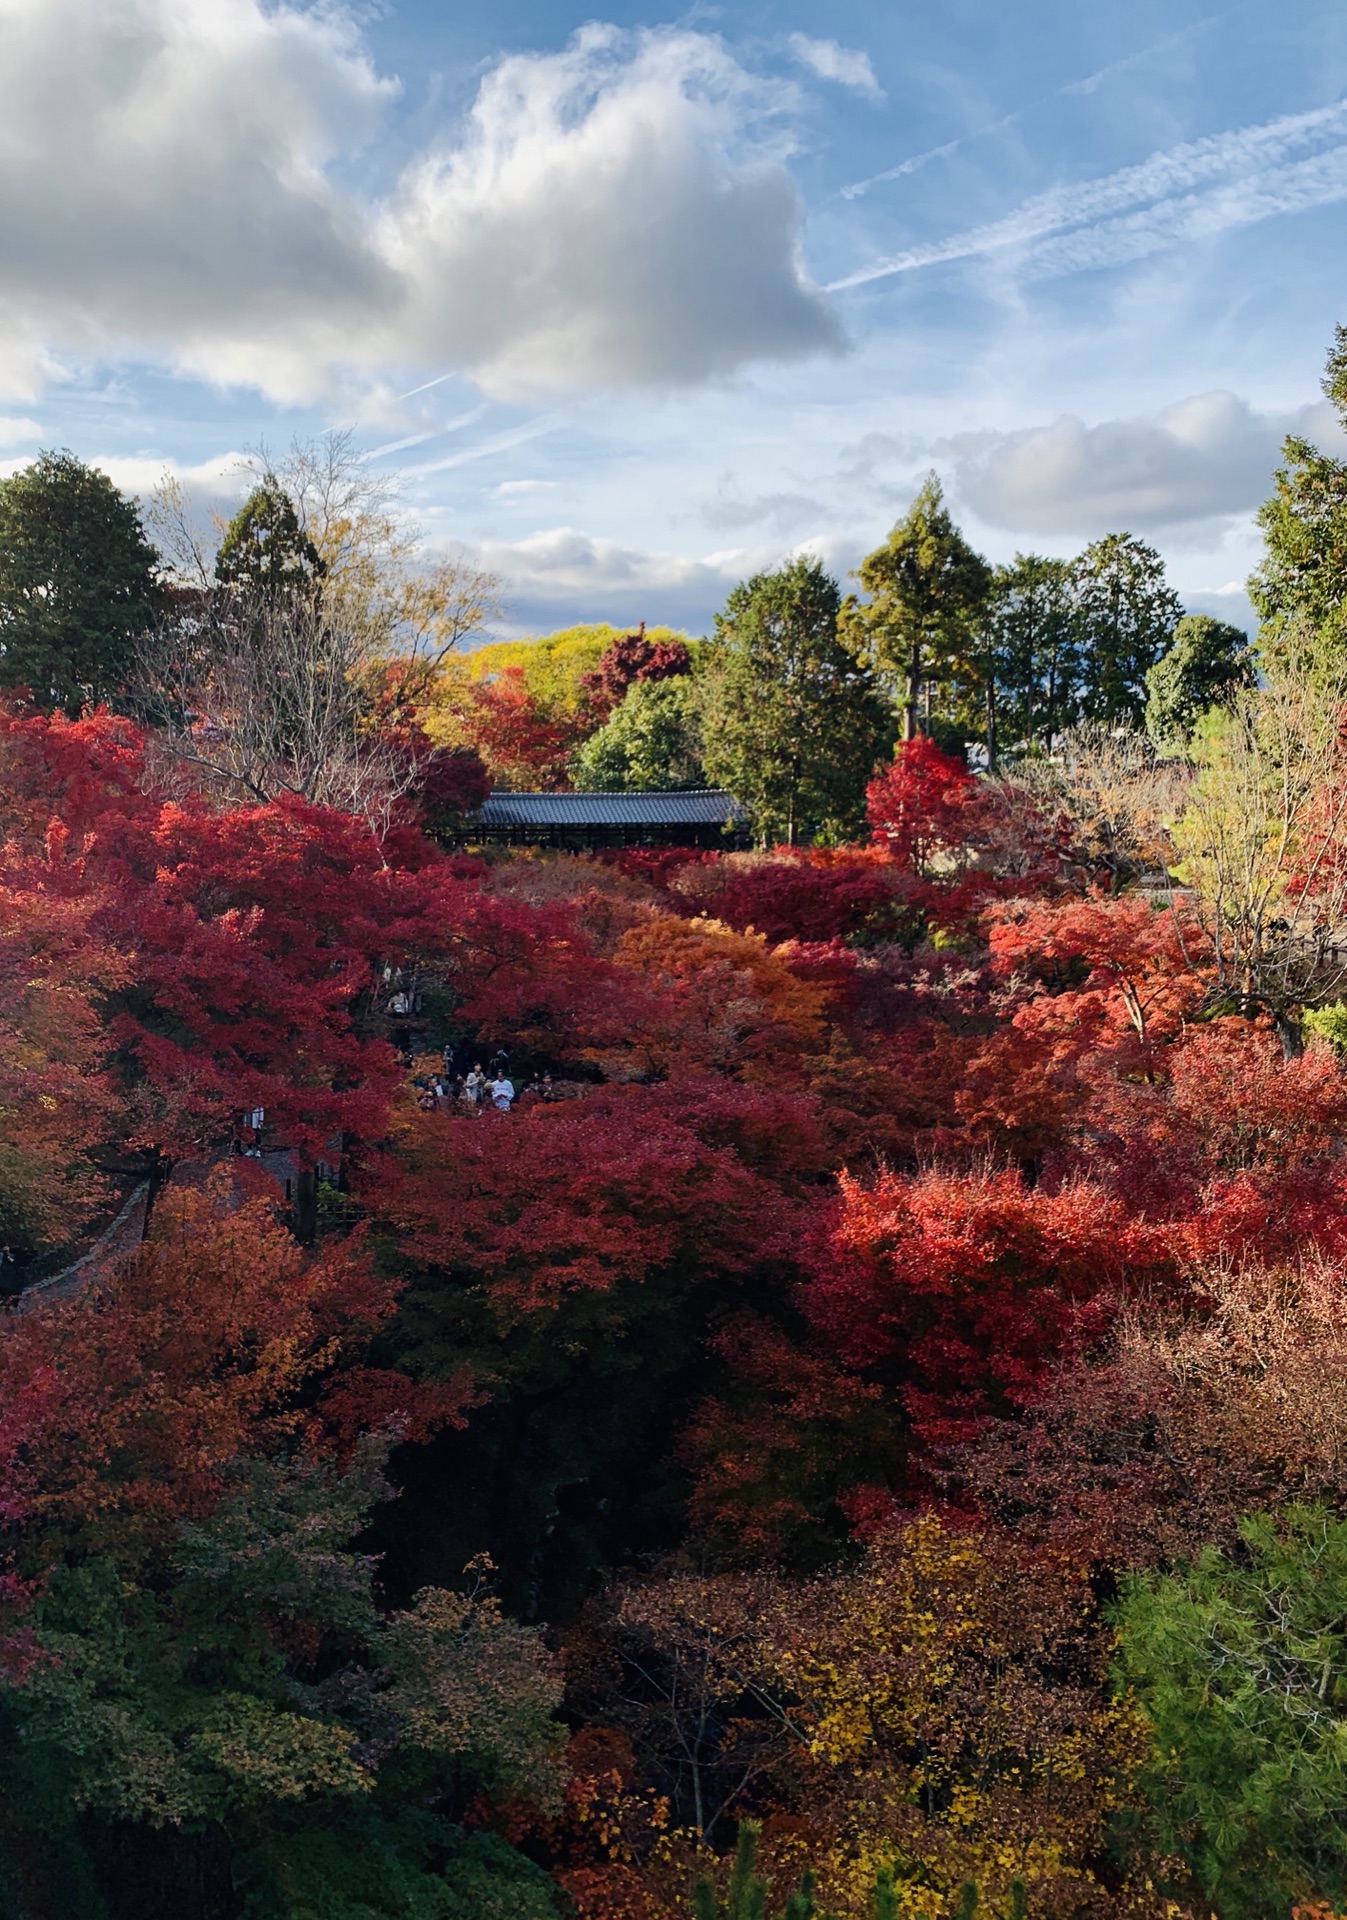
983 553 1081 757
1252 322 1347 658
0 451 159 715
1071 533 1183 729
701 558 894 845
214 479 325 598
842 475 992 743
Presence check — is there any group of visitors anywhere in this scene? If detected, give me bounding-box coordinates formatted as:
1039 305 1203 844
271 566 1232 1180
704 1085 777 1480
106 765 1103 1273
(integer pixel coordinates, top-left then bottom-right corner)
413 1044 559 1116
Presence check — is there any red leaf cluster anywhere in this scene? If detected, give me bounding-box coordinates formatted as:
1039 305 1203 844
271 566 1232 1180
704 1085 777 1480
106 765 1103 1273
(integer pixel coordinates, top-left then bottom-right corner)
581 631 692 717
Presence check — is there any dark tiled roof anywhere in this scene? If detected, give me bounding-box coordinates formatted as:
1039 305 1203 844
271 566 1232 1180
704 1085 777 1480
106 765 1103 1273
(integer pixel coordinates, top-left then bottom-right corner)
475 789 745 828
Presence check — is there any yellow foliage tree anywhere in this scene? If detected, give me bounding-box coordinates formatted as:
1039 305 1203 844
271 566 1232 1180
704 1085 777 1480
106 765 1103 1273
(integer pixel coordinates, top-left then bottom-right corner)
620 1518 1157 1918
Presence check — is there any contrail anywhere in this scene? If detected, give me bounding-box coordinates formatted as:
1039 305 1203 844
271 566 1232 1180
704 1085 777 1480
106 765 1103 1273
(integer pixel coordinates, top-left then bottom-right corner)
395 370 456 401
363 406 488 462
839 10 1232 200
403 415 566 477
829 96 1347 289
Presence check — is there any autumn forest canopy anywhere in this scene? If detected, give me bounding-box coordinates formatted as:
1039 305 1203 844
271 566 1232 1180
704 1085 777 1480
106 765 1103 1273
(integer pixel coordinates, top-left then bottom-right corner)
7 332 1347 1920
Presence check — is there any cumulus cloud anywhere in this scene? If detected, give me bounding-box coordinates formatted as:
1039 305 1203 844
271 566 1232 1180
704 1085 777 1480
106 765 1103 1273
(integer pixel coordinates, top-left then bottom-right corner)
462 522 871 632
787 35 882 100
474 525 758 595
0 2 840 402
94 451 254 501
947 391 1293 535
464 525 774 631
0 447 252 500
0 0 396 400
383 25 841 393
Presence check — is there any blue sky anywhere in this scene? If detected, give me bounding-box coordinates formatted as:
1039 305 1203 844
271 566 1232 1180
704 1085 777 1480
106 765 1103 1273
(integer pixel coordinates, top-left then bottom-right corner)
4 0 1347 636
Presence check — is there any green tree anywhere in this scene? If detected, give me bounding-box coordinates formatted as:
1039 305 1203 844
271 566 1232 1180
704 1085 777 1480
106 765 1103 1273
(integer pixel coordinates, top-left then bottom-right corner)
688 1825 948 1920
1252 324 1347 661
1071 534 1182 729
1144 613 1255 750
572 676 705 790
1116 1505 1347 1918
983 553 1081 759
701 559 895 845
692 1823 821 1920
842 475 992 743
215 479 325 599
0 450 160 714
0 1447 564 1919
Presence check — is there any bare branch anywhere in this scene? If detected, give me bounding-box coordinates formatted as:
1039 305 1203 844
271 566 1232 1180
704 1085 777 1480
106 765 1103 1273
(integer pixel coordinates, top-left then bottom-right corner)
134 591 421 835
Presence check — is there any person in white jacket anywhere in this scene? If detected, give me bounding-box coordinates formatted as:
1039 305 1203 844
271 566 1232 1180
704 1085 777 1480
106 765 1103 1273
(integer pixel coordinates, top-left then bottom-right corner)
489 1075 515 1111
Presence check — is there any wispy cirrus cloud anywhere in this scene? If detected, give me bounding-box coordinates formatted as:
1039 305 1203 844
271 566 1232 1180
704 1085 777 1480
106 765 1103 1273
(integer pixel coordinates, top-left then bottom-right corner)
787 35 882 101
832 95 1347 286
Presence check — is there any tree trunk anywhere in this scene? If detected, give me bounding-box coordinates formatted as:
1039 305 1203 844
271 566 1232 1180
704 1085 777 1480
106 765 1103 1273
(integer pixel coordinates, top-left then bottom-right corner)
904 637 921 741
293 1165 318 1245
985 672 998 772
1274 1008 1304 1060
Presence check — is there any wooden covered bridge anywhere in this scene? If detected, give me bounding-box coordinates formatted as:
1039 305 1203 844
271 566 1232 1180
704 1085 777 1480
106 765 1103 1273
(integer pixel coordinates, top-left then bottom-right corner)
467 789 749 851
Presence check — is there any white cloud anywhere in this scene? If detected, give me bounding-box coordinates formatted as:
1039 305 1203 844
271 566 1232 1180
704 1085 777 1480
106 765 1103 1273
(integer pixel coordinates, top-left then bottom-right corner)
475 525 760 593
0 3 841 403
0 415 41 447
93 451 254 501
461 520 879 632
946 391 1294 535
0 447 253 499
1179 585 1259 635
0 0 397 401
382 25 841 395
463 524 774 630
787 35 882 101
831 98 1347 289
